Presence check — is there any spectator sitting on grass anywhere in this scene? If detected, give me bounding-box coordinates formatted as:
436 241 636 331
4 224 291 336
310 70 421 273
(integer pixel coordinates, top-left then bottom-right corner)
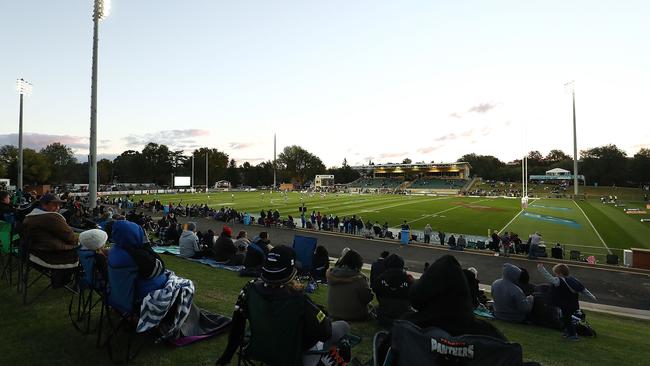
242 232 272 271
0 191 16 218
463 267 487 309
327 249 374 321
372 254 413 328
213 226 237 263
311 245 330 282
216 246 351 366
370 251 390 288
491 263 534 322
179 222 203 259
537 263 597 341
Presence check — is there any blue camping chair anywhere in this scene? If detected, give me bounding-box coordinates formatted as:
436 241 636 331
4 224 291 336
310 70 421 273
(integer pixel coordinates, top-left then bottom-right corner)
98 262 143 363
292 235 318 276
68 248 107 335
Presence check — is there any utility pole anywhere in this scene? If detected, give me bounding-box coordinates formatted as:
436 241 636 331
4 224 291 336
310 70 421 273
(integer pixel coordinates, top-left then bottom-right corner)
191 155 195 191
273 133 277 190
16 79 32 191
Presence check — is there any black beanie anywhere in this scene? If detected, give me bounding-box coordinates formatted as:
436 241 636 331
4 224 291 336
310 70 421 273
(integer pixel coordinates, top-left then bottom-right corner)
385 254 404 270
261 245 297 285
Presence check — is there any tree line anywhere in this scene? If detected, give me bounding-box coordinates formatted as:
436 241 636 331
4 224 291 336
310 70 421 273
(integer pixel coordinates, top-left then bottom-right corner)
0 142 647 188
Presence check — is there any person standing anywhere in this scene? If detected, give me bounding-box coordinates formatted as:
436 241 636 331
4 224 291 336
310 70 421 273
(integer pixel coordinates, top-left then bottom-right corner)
528 232 542 259
423 224 433 244
437 230 446 246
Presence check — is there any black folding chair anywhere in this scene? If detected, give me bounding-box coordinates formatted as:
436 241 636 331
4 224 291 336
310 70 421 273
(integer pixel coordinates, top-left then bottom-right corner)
17 235 78 305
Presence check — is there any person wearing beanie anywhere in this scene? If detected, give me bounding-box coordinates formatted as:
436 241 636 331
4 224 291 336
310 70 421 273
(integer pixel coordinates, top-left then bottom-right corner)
491 263 534 322
242 232 272 272
327 249 374 321
213 225 238 264
372 254 414 327
217 245 350 366
179 222 203 259
311 245 330 282
78 229 108 252
370 250 390 288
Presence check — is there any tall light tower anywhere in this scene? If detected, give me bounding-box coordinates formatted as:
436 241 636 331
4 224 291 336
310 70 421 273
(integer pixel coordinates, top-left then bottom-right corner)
89 0 111 209
273 133 277 190
16 78 33 192
565 81 579 196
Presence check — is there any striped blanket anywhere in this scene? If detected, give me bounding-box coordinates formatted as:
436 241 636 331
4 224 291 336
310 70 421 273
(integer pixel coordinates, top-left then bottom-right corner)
137 271 194 340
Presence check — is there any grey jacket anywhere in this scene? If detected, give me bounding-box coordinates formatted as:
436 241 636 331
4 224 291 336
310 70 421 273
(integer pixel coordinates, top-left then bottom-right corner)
491 263 533 322
178 230 200 258
326 266 373 321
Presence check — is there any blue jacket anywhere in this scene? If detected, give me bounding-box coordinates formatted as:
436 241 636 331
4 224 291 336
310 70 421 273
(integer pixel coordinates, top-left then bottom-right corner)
109 220 167 300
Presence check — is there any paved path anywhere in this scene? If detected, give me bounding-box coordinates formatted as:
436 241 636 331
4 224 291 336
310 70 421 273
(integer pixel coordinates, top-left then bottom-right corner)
155 212 650 312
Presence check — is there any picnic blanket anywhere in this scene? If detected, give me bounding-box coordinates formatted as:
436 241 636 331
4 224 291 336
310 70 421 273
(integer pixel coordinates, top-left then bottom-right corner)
138 270 231 345
152 246 244 272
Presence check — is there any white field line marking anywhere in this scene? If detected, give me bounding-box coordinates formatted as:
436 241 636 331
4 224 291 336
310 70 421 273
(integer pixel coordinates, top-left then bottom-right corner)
392 198 494 228
336 196 451 217
572 200 612 254
498 198 539 234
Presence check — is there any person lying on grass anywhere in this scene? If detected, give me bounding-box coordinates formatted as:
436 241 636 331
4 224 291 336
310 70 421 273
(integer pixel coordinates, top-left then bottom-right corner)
537 263 597 341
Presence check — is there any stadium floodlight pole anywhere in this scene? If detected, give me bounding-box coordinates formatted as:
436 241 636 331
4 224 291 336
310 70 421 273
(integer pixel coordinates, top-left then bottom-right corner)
191 155 195 191
273 133 277 190
565 81 579 197
205 152 209 192
89 0 111 209
16 78 32 192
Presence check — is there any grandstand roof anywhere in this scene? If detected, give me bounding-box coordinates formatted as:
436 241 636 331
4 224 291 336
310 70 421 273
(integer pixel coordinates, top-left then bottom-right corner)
351 162 471 170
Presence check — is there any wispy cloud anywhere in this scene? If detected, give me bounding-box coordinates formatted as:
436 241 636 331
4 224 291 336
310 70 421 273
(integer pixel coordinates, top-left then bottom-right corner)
0 133 88 150
228 142 255 150
124 129 210 150
378 152 408 159
434 133 457 142
449 112 462 119
467 102 496 114
416 146 440 154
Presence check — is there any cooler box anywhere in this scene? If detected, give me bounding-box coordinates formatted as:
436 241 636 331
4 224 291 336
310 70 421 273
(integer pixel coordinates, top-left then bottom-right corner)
400 230 410 245
623 249 633 267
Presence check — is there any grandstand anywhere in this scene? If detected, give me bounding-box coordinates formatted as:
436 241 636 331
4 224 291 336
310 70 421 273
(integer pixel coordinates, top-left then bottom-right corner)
350 162 471 194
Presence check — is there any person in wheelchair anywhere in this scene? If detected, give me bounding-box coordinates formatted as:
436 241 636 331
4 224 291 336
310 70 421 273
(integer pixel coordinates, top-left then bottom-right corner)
216 245 350 366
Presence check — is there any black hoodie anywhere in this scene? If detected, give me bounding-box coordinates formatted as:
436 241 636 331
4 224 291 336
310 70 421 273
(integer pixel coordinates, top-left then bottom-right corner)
405 255 505 340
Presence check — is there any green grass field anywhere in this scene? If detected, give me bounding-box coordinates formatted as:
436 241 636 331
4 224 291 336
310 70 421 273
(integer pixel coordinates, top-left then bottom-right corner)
1 255 648 366
129 190 650 259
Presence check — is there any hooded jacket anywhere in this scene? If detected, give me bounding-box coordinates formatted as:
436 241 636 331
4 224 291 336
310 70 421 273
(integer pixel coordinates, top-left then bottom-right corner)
491 263 534 322
372 255 413 324
23 208 78 265
326 266 373 320
109 220 167 300
213 233 236 262
406 255 505 339
178 230 200 258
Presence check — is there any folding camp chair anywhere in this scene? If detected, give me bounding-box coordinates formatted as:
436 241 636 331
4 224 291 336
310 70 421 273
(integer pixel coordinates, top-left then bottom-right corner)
17 235 79 305
373 320 525 366
292 235 318 277
98 262 145 363
68 248 107 335
0 217 20 286
236 282 360 366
